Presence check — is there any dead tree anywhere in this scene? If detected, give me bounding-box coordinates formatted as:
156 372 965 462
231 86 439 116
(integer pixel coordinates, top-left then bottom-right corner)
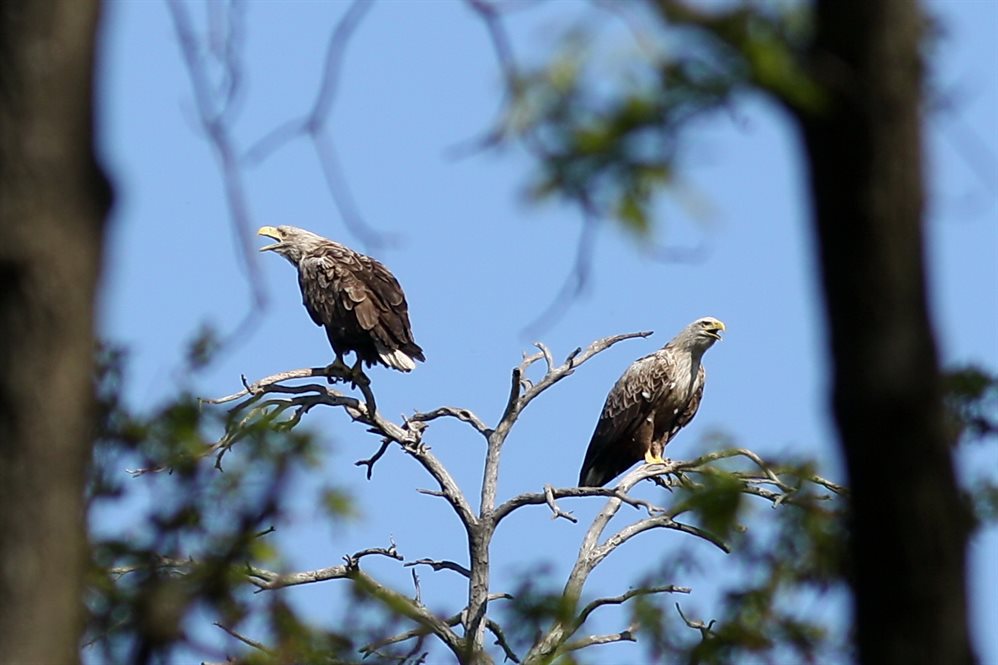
186 332 844 664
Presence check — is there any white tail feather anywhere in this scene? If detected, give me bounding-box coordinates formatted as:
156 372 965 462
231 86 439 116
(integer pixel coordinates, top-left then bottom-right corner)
379 349 416 372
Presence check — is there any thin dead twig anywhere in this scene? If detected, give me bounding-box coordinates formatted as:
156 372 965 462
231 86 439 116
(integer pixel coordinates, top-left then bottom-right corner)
405 558 472 579
214 622 275 656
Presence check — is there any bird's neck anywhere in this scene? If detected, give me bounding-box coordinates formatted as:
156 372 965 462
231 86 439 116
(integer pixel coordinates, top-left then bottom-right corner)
668 346 702 397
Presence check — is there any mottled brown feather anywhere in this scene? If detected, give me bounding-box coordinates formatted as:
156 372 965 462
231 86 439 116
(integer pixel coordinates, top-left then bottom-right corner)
578 328 713 488
282 233 423 370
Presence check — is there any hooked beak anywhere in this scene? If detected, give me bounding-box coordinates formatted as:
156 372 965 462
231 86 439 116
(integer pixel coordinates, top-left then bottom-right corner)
257 226 282 252
705 320 725 341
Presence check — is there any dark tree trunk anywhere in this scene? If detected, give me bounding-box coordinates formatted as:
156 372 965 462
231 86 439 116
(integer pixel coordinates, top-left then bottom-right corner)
0 2 110 663
799 1 974 663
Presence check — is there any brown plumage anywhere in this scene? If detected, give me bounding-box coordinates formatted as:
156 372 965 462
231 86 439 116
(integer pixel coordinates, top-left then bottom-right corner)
258 225 424 374
578 317 725 487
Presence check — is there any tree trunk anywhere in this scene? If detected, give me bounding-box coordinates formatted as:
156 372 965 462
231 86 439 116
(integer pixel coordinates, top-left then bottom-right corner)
799 1 974 663
0 2 111 663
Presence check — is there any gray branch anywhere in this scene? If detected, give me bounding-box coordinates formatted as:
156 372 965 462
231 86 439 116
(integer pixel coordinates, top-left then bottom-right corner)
575 585 691 628
408 406 492 439
466 331 653 658
213 622 275 656
405 558 472 579
247 544 402 591
562 626 638 652
201 367 478 527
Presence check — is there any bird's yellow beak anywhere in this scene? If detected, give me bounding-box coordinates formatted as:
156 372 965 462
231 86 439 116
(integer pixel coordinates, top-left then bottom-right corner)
706 319 725 340
258 226 281 251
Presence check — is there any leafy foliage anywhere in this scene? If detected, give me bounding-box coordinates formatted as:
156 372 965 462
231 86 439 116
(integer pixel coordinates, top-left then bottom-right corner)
502 2 819 238
86 344 356 664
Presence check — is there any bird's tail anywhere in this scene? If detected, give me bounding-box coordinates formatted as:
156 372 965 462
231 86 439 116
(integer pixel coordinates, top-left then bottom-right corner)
379 349 417 372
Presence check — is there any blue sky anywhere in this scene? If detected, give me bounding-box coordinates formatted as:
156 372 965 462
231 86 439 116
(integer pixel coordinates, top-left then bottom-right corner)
96 1 997 662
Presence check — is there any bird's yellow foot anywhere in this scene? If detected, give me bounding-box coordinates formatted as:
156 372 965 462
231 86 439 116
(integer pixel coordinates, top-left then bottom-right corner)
644 451 668 465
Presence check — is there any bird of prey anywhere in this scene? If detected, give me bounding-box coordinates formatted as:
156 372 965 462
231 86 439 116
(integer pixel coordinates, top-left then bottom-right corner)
258 225 424 382
578 317 725 487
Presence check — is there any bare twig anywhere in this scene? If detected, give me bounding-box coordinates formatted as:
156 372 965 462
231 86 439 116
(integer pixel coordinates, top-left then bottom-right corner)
408 406 492 439
166 0 266 314
244 0 388 248
544 484 578 523
448 0 522 158
201 367 479 527
487 619 521 663
575 586 691 628
495 485 668 525
355 439 392 479
411 568 422 606
360 593 513 659
562 626 638 652
405 558 472 579
248 544 401 591
350 568 465 659
675 602 716 637
213 622 275 656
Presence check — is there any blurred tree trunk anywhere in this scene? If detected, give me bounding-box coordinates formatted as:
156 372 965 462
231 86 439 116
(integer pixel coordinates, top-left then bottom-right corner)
799 1 974 663
0 2 110 663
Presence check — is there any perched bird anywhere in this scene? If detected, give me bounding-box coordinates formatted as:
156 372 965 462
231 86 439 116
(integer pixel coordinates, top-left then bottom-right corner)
578 317 725 487
258 225 424 381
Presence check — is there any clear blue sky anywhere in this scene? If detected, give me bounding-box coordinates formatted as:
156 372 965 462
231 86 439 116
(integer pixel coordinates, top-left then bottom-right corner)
95 1 997 662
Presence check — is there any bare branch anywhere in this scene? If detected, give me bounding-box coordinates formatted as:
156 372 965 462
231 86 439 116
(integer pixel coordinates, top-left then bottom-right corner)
675 602 716 637
469 331 652 659
213 622 275 656
599 514 730 557
533 342 555 374
544 484 578 523
355 438 392 480
248 544 402 591
361 623 443 659
575 585 691 628
519 331 653 413
495 485 668 525
448 0 522 158
405 558 472 579
202 368 478 527
411 568 422 606
360 593 512 659
243 0 389 248
562 626 637 652
165 0 266 311
201 366 341 405
487 619 521 663
408 406 492 439
492 331 653 452
350 568 465 660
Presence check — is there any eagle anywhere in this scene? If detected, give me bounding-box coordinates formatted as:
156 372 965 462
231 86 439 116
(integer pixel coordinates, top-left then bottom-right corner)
578 317 725 487
258 225 425 380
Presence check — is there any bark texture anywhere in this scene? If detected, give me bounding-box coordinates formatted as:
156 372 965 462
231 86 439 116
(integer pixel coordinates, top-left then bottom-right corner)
0 2 110 663
799 1 974 663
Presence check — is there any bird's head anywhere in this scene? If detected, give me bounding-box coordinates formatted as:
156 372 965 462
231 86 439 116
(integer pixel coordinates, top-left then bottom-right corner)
258 225 327 263
672 316 726 354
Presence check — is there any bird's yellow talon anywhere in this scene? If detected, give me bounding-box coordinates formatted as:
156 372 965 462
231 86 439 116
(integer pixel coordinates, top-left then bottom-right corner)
644 451 667 465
